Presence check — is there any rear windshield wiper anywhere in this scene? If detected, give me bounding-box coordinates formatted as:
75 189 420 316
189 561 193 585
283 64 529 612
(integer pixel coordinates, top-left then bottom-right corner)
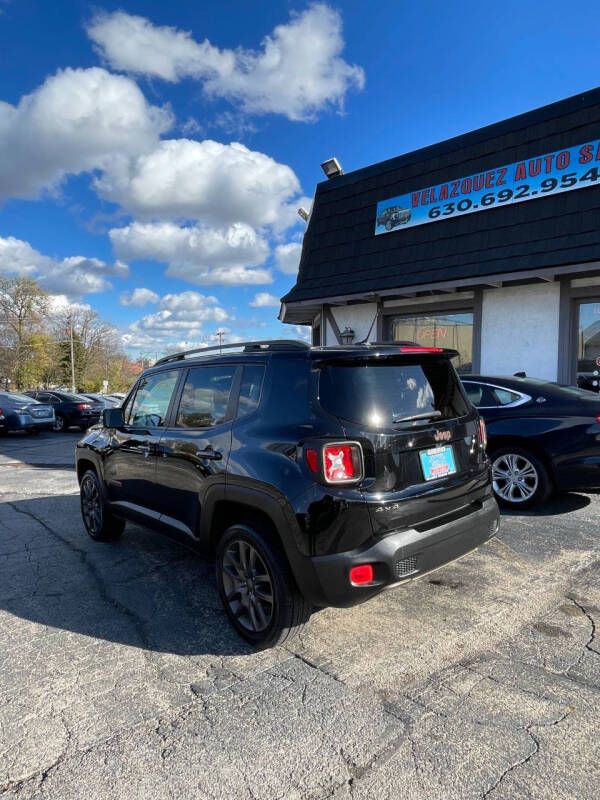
391 410 442 424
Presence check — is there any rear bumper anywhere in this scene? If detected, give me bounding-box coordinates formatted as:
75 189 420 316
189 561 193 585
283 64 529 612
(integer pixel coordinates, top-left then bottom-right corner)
304 496 499 607
1 414 54 431
73 414 101 427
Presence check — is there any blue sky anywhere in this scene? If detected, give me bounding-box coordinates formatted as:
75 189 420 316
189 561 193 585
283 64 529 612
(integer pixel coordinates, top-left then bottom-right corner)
1 0 599 357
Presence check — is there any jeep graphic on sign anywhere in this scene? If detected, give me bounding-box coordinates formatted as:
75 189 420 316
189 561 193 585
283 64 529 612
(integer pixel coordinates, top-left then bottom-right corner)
376 205 412 231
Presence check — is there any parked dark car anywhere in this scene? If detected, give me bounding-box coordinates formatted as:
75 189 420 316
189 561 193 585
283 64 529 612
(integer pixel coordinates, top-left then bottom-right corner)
377 205 412 231
24 391 102 432
82 393 120 409
76 340 498 647
0 392 55 435
462 375 600 508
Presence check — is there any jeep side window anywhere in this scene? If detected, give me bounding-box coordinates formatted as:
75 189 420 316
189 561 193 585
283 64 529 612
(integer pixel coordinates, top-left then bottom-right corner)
128 370 178 428
176 366 236 428
236 365 265 418
122 387 137 425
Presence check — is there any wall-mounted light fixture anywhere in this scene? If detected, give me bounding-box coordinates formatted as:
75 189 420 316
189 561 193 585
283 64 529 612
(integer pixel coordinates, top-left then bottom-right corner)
320 157 343 179
340 326 355 345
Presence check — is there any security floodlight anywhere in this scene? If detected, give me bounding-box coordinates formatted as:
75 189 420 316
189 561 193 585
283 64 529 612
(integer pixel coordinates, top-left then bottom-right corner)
298 207 309 222
340 326 355 345
320 157 343 179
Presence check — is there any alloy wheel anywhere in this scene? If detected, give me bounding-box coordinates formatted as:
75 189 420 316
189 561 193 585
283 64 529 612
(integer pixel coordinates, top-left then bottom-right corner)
52 415 64 432
221 539 274 633
81 476 102 536
492 453 539 503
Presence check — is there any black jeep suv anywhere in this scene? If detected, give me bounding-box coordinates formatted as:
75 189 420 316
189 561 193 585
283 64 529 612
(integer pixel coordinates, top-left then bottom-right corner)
76 340 498 648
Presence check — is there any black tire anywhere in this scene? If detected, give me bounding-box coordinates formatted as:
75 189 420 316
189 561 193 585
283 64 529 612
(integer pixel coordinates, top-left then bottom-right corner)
216 523 311 649
52 414 67 433
490 446 552 509
385 220 393 231
80 469 125 541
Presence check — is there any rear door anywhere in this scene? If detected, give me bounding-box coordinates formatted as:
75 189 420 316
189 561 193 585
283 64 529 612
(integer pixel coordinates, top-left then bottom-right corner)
153 363 238 539
316 354 487 537
104 369 180 518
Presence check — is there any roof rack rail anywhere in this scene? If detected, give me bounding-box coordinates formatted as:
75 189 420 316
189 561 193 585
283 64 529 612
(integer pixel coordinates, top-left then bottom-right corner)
154 339 310 366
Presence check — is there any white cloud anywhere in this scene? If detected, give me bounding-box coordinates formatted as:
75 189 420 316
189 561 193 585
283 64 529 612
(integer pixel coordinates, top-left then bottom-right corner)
249 292 279 308
119 287 160 307
87 6 364 121
275 242 302 274
0 236 41 277
42 256 129 298
97 139 300 228
0 235 129 299
0 67 171 200
122 290 230 350
87 11 234 82
46 295 93 316
110 220 271 286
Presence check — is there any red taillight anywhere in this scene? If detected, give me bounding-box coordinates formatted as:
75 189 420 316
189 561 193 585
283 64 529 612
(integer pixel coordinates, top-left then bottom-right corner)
478 418 487 449
399 346 444 353
323 442 363 483
596 415 600 425
349 564 374 585
78 403 91 410
305 448 318 473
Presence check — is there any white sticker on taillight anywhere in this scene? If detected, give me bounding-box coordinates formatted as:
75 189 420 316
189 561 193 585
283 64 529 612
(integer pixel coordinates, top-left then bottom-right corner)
322 442 363 484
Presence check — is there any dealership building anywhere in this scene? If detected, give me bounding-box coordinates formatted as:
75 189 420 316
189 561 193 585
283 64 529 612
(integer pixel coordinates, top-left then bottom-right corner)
280 88 600 389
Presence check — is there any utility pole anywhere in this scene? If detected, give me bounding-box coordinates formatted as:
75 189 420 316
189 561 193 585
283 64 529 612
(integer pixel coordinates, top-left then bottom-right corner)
217 331 223 354
69 318 76 393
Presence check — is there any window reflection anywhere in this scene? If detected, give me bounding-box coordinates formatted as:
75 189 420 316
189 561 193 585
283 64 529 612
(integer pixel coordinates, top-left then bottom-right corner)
576 302 600 393
387 312 474 373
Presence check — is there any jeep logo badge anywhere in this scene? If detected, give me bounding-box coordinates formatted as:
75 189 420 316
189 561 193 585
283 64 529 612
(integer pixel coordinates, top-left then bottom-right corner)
434 430 451 442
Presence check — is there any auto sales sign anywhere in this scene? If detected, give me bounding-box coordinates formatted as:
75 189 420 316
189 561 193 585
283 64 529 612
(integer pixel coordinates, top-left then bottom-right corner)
374 139 600 235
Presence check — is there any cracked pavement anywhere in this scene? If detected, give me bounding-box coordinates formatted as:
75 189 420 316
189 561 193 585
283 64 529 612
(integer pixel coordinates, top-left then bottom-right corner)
0 432 599 798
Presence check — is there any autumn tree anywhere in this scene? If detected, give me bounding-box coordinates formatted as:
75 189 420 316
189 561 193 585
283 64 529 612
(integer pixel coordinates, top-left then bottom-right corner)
0 277 49 388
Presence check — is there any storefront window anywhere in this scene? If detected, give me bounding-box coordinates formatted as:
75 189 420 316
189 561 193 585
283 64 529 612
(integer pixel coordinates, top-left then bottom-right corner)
576 301 600 392
386 311 474 373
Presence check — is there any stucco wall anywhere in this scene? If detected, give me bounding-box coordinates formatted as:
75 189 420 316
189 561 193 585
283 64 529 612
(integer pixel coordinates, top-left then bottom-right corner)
326 303 378 344
480 283 560 380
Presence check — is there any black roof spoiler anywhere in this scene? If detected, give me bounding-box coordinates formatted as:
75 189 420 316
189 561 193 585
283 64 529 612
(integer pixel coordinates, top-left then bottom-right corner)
309 344 459 361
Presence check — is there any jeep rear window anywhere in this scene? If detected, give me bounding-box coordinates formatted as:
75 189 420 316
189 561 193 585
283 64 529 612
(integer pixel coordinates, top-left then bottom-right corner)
318 358 468 427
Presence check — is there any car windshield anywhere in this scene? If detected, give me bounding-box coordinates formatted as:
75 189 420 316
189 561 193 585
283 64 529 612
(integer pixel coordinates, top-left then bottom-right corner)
318 357 469 427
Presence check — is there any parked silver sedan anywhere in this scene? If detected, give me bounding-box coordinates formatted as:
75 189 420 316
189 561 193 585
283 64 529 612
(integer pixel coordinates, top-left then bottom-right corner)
0 392 55 435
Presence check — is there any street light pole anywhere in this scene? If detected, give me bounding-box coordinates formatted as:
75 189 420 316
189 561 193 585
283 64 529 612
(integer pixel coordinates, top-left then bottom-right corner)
69 318 76 393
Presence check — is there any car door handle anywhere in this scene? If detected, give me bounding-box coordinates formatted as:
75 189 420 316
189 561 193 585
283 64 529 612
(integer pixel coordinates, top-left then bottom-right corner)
196 448 222 461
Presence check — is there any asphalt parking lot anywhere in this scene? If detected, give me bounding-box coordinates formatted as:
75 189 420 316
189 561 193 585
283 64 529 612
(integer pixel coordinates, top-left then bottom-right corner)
0 432 599 799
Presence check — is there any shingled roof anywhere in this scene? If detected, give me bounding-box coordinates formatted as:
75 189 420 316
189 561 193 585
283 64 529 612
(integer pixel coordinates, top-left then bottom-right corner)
282 87 600 314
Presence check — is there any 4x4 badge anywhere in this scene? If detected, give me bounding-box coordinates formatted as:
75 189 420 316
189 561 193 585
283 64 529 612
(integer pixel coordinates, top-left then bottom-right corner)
434 430 451 442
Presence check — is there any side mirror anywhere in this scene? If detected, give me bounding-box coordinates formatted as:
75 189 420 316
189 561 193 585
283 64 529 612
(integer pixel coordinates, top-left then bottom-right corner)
103 407 124 428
